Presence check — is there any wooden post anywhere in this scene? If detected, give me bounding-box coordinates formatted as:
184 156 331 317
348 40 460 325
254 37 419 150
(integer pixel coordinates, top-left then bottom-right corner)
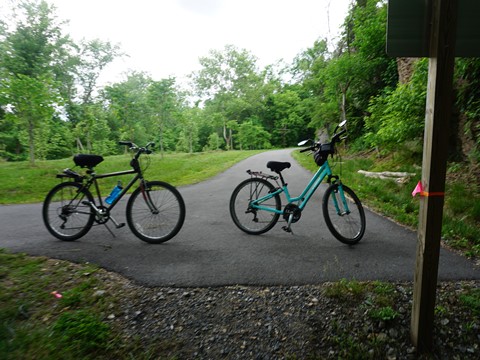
411 0 457 353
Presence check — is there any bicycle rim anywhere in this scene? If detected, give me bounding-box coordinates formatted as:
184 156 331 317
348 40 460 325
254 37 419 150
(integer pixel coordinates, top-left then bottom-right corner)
322 184 366 245
43 182 94 241
127 181 185 243
230 178 281 234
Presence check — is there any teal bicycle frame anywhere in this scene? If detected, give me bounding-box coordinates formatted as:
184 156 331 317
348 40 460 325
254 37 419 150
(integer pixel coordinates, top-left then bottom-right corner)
251 161 351 216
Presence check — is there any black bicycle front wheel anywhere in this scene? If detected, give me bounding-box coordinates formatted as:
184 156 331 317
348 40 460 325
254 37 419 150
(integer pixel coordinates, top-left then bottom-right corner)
230 178 281 235
322 183 366 245
126 181 185 244
42 182 95 241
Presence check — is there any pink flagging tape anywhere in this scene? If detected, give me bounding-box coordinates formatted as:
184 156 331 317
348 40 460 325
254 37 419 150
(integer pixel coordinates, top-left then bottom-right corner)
412 181 445 197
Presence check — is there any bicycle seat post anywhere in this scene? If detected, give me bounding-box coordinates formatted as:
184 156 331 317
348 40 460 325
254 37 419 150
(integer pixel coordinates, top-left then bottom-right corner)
277 172 287 187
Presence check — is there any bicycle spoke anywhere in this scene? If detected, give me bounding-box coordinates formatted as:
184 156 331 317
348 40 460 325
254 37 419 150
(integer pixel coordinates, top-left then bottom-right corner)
127 181 185 243
323 184 365 245
230 178 281 234
43 183 94 241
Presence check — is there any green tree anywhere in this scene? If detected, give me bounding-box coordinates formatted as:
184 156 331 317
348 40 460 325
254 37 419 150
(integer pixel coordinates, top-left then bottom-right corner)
66 39 122 153
3 74 59 162
0 0 72 164
191 45 265 149
364 59 428 151
147 77 180 156
203 132 222 151
103 71 151 147
268 89 307 147
237 118 271 150
176 107 200 153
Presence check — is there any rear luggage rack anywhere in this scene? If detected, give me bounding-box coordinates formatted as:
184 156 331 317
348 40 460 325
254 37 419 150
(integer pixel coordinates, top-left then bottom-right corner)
247 169 279 181
56 168 84 182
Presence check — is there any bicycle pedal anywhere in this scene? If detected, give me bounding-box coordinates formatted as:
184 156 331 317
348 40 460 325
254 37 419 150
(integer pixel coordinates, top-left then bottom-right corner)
282 226 292 233
116 223 125 229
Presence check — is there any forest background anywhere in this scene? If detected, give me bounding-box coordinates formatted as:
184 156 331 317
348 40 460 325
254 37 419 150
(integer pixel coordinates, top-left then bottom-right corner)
1 0 479 168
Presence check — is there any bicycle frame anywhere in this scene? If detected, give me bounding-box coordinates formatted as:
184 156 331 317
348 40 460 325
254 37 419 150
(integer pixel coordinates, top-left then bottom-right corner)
251 160 351 216
86 169 140 209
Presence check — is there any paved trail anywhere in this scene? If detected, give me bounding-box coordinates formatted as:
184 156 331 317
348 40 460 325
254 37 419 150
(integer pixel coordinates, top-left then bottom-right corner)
1 149 478 286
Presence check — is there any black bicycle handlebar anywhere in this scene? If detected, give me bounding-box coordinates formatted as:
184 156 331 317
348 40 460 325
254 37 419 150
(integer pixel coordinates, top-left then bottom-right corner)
299 128 347 154
331 129 347 144
300 146 314 153
119 141 155 158
119 141 155 150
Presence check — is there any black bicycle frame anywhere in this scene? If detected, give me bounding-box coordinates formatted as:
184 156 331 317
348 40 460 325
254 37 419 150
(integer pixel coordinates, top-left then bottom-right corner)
90 169 140 209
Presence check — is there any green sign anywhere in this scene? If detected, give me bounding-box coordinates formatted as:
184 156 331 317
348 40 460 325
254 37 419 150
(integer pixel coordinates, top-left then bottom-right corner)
387 0 480 57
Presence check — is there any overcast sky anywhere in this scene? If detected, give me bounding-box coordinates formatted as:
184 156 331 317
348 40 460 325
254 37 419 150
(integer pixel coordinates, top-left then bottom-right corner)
47 0 352 86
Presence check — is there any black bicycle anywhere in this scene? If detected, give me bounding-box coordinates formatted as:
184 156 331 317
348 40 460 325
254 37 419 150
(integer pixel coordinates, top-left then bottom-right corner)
42 141 185 244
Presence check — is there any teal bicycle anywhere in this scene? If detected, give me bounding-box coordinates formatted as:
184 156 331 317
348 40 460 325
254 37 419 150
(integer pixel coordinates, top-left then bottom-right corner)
229 120 366 245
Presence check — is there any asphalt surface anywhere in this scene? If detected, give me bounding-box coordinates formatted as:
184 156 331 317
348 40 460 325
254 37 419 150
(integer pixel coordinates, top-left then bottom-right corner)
1 149 478 287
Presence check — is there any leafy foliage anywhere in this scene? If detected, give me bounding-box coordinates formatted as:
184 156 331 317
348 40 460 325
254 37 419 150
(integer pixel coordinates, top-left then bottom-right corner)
365 59 428 151
0 0 478 169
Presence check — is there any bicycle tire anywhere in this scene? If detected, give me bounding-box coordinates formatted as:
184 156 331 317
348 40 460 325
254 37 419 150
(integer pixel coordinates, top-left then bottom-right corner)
126 181 185 244
42 182 95 241
230 178 281 235
322 183 366 245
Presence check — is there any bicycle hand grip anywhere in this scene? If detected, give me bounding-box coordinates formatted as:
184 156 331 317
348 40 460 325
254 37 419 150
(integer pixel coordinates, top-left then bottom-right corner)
119 141 134 147
332 129 347 143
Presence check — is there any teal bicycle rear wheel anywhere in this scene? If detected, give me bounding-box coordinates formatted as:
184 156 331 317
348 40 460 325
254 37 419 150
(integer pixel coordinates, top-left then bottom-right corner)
230 178 281 235
322 183 366 245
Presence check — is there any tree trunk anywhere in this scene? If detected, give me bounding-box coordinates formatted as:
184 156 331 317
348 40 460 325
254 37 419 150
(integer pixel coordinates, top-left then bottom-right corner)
223 123 229 149
28 118 35 165
396 58 418 84
76 138 85 152
159 122 164 159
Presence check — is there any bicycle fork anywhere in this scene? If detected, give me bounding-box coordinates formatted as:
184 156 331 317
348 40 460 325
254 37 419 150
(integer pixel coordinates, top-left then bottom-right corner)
140 183 160 214
331 184 351 216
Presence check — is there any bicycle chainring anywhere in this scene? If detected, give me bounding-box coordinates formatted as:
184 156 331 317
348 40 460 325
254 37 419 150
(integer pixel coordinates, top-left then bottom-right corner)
283 203 302 223
95 206 110 224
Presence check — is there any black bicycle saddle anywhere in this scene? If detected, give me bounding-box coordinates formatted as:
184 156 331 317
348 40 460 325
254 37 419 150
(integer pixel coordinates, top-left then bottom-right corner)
73 154 104 168
266 161 291 173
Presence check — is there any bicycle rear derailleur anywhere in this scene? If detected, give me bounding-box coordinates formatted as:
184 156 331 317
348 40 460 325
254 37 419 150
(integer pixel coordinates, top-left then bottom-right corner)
282 203 302 233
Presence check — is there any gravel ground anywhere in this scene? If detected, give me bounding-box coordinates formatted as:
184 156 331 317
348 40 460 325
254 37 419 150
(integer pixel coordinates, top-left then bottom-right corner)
96 269 480 359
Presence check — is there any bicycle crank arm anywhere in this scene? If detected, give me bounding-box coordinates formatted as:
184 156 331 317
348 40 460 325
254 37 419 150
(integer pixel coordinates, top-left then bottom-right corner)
282 214 295 234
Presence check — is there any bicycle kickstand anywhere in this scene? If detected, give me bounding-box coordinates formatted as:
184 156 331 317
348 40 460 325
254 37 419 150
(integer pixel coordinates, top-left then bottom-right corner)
109 215 125 229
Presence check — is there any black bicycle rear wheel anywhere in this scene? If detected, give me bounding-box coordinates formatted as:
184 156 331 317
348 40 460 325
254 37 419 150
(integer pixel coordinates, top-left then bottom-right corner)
230 178 281 235
322 183 366 245
42 182 95 241
126 181 185 243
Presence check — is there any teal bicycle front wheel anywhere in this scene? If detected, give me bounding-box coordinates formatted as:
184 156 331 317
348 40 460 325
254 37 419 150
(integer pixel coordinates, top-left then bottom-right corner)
230 178 281 235
322 183 366 245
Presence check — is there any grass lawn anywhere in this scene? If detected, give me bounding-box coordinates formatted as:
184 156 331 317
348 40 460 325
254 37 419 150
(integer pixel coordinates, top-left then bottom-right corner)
292 149 480 258
0 150 263 204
